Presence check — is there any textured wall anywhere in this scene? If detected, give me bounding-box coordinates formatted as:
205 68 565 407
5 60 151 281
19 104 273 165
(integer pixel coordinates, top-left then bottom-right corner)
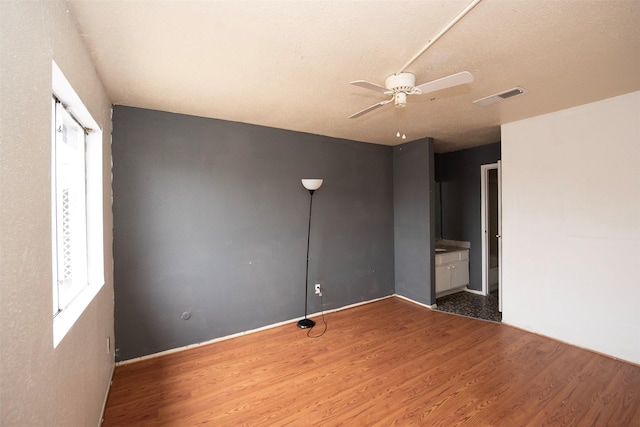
435 142 501 291
502 92 640 364
0 1 114 425
393 139 436 306
112 106 395 361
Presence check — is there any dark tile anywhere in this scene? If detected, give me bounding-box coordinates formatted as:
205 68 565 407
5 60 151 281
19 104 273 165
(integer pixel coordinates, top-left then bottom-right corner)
434 290 502 322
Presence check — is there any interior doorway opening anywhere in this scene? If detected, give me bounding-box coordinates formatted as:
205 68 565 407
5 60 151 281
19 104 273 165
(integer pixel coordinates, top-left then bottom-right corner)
481 162 502 312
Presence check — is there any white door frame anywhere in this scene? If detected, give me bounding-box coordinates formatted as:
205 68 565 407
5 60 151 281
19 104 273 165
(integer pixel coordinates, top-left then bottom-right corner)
480 163 500 300
497 160 502 312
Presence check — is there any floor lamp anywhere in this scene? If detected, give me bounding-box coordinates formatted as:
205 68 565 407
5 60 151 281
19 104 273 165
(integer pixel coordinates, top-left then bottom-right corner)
297 179 323 329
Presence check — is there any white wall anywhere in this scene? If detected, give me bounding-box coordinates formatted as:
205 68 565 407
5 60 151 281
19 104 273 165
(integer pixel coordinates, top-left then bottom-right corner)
0 1 114 425
501 91 640 364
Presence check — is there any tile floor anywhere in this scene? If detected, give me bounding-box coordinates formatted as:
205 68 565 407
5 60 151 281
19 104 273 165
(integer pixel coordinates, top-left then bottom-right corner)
434 290 502 323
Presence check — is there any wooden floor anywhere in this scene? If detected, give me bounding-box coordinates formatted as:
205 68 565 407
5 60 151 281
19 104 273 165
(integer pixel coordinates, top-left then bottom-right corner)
103 297 640 426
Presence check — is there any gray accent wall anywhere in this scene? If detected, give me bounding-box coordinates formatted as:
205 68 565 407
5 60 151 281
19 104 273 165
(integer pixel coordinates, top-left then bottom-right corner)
112 106 395 361
393 139 436 306
435 142 501 291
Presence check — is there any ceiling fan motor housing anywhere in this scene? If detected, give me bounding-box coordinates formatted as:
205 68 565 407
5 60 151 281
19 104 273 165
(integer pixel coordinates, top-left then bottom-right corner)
385 73 417 93
385 73 416 107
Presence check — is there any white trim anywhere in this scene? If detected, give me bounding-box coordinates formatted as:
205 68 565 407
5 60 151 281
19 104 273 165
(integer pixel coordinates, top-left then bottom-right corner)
497 159 502 313
117 295 395 366
393 293 437 309
52 62 99 131
464 287 485 296
51 97 59 316
435 287 466 298
480 163 498 297
51 60 105 347
53 284 105 347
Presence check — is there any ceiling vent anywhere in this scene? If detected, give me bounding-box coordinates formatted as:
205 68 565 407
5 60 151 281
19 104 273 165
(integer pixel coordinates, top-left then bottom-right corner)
473 87 528 106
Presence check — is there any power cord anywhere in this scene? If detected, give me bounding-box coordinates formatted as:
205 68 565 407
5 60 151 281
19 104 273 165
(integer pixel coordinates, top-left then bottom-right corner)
307 289 327 338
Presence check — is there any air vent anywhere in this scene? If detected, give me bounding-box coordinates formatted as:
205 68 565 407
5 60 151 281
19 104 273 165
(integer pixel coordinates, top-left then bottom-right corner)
473 87 528 106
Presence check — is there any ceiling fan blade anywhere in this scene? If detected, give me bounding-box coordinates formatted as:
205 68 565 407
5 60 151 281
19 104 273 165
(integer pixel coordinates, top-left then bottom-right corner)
350 80 391 94
415 71 474 95
348 98 393 119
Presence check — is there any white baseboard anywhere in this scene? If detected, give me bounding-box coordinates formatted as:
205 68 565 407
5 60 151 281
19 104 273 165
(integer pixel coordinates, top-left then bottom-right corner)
116 294 395 366
393 293 437 310
464 287 485 296
436 286 467 298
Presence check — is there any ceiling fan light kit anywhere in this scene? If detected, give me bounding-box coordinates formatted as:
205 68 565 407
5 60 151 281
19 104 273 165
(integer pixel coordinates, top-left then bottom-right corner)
394 92 407 108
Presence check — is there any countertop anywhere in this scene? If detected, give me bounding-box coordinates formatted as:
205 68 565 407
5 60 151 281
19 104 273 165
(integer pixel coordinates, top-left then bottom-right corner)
435 245 469 254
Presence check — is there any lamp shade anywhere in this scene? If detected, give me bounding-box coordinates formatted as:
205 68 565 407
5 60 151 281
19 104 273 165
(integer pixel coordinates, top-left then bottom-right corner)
301 179 323 191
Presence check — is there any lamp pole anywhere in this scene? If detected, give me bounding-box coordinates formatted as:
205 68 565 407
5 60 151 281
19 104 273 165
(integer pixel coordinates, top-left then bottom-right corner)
298 179 323 329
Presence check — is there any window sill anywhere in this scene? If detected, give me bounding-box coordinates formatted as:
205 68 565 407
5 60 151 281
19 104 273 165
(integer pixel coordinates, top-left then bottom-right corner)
53 280 105 348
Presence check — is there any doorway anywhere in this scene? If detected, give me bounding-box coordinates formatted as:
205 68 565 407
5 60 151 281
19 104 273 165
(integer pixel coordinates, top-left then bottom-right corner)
481 162 502 312
433 162 502 323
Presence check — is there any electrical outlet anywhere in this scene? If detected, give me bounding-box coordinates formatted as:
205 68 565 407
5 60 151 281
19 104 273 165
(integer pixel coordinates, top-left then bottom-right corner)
315 284 322 295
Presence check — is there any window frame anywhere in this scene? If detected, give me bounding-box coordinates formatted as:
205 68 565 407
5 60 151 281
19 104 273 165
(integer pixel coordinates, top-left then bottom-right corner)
52 100 89 313
51 60 105 347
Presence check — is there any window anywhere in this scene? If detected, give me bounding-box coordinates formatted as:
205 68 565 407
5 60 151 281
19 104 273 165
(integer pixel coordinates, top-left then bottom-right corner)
51 61 104 347
53 100 88 312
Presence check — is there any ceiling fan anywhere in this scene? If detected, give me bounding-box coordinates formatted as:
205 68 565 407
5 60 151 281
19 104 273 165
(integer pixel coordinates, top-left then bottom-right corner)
348 71 474 119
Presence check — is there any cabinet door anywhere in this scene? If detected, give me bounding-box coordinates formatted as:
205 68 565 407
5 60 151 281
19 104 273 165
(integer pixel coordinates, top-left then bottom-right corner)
449 260 469 289
435 265 450 293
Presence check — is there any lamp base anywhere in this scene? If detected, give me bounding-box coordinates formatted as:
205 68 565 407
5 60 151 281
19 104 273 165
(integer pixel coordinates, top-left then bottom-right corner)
297 318 315 329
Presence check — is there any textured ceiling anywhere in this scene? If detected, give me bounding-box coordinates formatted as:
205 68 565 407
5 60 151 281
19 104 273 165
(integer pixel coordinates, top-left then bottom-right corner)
68 0 640 152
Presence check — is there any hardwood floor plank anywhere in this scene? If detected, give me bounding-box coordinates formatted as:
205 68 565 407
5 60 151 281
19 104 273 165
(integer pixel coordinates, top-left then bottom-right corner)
102 297 640 426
